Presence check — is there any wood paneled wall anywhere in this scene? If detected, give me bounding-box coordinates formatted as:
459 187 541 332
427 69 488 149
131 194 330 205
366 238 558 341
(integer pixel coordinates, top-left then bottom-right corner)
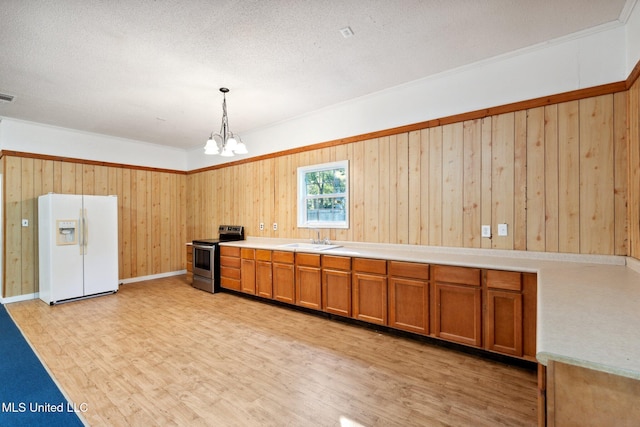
2 156 186 298
629 78 640 259
2 87 635 298
188 93 628 256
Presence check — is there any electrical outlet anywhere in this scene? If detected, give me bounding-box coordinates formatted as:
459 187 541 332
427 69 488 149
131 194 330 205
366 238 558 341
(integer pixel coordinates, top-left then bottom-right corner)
273 222 278 231
498 223 508 236
22 219 29 227
259 222 264 231
481 225 491 238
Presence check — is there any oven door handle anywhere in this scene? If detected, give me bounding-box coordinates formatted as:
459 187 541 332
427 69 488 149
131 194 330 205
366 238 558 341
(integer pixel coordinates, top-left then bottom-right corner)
192 244 215 250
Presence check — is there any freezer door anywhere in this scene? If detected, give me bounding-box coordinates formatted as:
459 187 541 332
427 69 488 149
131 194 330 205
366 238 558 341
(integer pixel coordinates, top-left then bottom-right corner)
82 195 119 296
38 194 84 303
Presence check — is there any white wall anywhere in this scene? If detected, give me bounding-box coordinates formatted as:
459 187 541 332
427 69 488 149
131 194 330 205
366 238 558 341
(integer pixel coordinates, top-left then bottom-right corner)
626 0 640 73
0 118 187 170
187 22 627 171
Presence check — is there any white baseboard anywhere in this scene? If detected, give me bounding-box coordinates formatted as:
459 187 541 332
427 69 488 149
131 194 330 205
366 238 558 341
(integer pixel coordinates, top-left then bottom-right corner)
119 270 187 285
1 271 187 303
1 292 39 304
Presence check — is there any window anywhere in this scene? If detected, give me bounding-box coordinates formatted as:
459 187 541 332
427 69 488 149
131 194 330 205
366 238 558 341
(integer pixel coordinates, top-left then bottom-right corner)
297 160 349 229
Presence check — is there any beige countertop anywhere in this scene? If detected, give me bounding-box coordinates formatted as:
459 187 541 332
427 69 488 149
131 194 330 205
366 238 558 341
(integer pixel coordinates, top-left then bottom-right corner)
220 237 640 380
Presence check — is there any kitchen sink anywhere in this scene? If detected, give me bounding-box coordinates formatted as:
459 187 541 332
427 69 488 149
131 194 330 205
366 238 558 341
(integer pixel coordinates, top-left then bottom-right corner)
278 243 342 251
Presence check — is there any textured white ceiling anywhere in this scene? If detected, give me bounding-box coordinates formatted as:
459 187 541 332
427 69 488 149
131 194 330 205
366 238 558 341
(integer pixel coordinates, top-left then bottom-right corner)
0 0 630 150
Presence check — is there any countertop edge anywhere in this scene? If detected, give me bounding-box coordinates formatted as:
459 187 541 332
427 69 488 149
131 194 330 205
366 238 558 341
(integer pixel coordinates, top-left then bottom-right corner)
537 352 640 381
218 237 625 269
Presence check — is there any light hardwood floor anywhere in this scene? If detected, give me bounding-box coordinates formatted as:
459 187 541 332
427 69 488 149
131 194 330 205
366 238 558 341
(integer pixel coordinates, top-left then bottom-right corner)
6 277 537 426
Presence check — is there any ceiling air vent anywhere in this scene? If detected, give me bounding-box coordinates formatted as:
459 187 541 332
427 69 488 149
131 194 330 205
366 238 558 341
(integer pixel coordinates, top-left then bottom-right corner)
0 93 15 103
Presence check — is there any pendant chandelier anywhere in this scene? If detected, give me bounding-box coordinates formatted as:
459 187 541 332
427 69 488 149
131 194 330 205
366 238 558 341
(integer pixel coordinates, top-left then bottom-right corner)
204 87 247 156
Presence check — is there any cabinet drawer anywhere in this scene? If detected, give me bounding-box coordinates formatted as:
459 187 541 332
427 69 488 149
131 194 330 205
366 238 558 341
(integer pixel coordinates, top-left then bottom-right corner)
220 277 240 291
388 261 429 280
272 250 294 264
432 265 480 286
296 253 321 267
220 255 241 269
486 270 522 291
256 249 271 262
353 258 387 275
220 246 240 257
241 248 255 259
220 266 240 280
322 255 351 270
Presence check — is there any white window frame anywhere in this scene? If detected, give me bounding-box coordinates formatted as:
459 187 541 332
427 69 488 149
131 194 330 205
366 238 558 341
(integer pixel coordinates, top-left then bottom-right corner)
297 160 349 229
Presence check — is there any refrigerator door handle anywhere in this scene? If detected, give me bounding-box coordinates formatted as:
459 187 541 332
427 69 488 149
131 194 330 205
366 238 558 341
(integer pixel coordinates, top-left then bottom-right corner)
83 208 89 255
79 209 87 255
79 210 83 255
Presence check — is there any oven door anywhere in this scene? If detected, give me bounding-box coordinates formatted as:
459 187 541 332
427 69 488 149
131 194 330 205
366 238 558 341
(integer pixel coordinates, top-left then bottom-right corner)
192 244 215 279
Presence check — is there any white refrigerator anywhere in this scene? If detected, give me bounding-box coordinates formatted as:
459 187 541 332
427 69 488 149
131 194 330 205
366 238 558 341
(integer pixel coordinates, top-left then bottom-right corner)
38 193 119 304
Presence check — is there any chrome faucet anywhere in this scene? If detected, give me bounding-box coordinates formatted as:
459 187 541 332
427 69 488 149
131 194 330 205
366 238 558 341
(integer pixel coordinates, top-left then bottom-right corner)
311 230 331 245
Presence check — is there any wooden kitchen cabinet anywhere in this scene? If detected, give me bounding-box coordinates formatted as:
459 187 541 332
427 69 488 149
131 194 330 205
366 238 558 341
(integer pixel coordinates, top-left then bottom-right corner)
223 244 537 364
432 265 482 347
272 251 295 304
545 360 640 426
483 270 537 360
295 253 322 310
522 273 537 361
186 244 193 284
388 261 430 335
352 258 387 325
484 270 523 357
256 250 273 298
240 248 256 295
322 255 352 317
220 246 241 291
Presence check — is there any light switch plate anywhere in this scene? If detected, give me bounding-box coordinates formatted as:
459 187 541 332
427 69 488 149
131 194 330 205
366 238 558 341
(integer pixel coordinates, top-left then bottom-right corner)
481 225 491 238
22 219 29 227
498 223 508 236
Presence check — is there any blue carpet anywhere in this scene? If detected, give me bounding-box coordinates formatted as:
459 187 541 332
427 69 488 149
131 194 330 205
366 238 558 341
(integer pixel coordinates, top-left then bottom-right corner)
0 304 84 426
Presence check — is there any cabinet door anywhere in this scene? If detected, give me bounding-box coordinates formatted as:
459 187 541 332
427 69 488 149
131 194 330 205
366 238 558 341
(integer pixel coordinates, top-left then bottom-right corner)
273 262 295 304
256 260 273 298
352 273 387 325
296 266 322 310
322 269 351 317
241 258 256 294
485 289 523 356
434 283 482 347
388 277 429 335
240 249 256 294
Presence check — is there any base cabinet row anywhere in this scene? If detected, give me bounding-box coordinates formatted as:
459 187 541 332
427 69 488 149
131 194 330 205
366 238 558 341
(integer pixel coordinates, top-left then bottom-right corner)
219 246 536 361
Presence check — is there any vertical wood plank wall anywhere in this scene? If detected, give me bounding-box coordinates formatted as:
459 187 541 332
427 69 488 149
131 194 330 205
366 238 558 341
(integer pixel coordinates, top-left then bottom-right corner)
3 88 638 298
629 79 640 259
2 158 186 298
187 93 629 257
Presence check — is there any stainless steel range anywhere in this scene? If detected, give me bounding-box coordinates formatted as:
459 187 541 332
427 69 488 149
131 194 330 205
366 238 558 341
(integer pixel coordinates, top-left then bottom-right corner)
192 225 244 293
